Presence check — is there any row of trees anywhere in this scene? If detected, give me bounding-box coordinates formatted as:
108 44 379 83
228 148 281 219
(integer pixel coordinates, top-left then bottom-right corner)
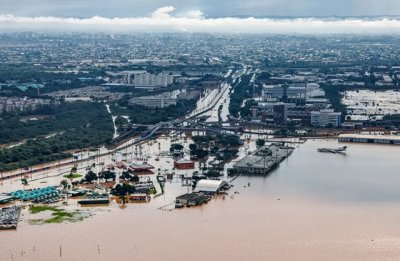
120 171 140 183
114 100 197 125
240 99 258 118
83 170 117 183
229 74 254 117
189 134 241 160
0 64 103 83
83 170 141 184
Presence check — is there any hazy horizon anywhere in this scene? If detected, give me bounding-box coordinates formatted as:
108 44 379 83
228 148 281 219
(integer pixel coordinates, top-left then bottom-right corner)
1 6 400 34
3 0 400 17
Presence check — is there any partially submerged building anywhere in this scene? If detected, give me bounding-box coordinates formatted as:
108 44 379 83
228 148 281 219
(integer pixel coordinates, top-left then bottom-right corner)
232 144 294 175
175 193 209 207
174 160 195 170
339 134 400 145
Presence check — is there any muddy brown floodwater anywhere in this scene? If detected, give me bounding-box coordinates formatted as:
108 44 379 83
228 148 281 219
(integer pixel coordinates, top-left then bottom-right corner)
1 139 400 261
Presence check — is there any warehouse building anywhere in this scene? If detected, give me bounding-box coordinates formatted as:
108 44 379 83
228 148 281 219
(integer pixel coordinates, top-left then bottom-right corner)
339 134 400 145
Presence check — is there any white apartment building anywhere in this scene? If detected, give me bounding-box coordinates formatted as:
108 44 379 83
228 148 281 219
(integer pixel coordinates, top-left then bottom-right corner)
107 70 174 88
311 109 342 127
133 72 174 88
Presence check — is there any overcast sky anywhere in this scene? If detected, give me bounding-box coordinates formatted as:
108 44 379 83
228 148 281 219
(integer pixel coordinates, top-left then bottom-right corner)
1 1 400 33
2 0 400 17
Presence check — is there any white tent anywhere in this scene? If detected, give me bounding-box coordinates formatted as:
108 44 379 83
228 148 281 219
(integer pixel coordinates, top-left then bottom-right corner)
194 180 227 193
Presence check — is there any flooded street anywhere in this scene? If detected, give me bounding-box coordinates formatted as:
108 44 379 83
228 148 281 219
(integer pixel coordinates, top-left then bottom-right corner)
1 139 400 260
204 83 231 122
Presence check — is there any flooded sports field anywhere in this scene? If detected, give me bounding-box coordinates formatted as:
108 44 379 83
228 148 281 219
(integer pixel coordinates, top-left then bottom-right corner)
341 89 400 121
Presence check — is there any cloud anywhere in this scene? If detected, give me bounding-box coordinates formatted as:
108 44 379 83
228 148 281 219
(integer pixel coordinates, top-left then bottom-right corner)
183 10 204 19
151 6 175 19
0 6 400 34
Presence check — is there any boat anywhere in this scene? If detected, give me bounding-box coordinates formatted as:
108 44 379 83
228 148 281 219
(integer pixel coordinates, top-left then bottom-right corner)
317 146 347 154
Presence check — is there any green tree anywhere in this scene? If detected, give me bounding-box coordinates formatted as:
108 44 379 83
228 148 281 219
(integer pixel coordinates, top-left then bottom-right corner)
70 166 77 174
111 183 136 205
189 143 198 152
256 139 265 147
170 144 184 152
84 170 98 183
130 175 140 183
120 171 132 181
99 171 116 182
60 180 68 189
194 149 209 159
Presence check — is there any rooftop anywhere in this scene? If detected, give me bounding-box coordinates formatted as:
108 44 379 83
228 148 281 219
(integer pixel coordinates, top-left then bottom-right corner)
339 134 400 141
194 179 227 193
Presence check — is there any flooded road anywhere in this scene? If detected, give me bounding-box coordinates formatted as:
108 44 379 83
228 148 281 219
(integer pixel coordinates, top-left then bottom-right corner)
204 83 231 123
1 139 400 260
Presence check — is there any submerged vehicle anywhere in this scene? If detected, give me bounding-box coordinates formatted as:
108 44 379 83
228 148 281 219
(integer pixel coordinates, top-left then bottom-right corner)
317 146 347 154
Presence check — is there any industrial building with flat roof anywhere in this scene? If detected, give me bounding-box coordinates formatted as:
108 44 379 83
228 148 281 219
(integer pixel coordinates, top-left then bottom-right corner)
129 94 177 108
233 144 294 175
338 134 400 145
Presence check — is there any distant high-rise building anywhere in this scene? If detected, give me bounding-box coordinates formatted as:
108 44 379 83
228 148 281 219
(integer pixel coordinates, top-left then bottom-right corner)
273 103 288 124
262 85 306 105
251 107 258 119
